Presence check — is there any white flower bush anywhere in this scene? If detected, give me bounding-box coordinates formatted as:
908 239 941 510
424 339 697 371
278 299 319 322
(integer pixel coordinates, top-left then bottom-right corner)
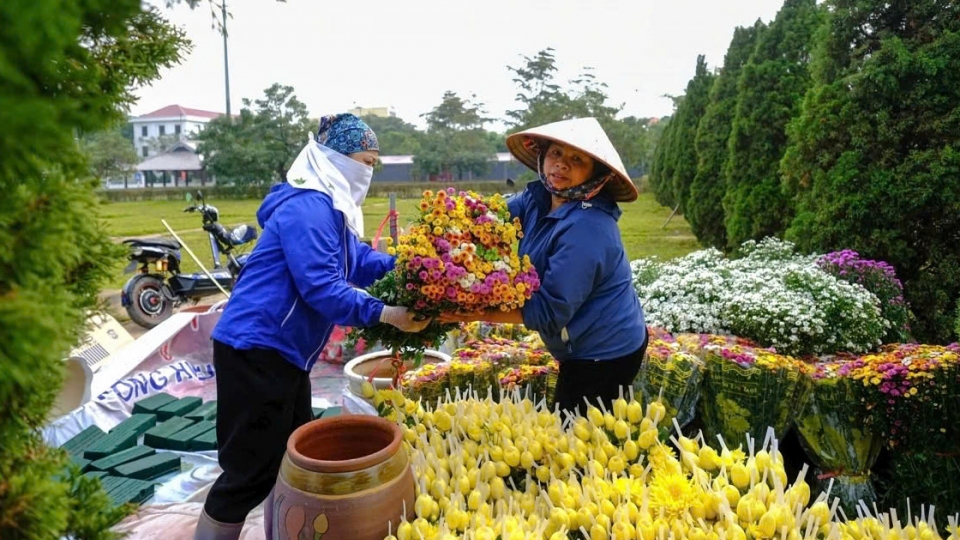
633 238 887 356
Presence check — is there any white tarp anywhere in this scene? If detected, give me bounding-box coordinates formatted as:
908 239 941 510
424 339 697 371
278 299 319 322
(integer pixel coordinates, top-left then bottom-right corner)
42 307 339 539
111 502 266 539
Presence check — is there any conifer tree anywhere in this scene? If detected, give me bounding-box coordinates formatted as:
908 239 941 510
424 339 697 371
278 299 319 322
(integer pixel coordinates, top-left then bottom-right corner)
687 22 765 249
668 55 715 214
649 107 679 207
723 0 823 248
782 0 960 344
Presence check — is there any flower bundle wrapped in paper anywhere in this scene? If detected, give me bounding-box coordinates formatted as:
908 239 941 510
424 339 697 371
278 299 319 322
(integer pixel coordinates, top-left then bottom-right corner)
351 189 540 365
460 337 528 366
675 332 762 355
848 343 960 453
446 358 498 399
795 355 883 511
454 336 553 368
646 326 677 343
697 343 808 449
399 362 450 405
498 361 559 403
633 337 704 428
449 321 535 348
847 343 960 529
446 336 555 398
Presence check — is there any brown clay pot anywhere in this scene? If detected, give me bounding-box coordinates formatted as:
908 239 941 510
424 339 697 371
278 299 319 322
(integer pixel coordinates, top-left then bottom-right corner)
267 414 415 540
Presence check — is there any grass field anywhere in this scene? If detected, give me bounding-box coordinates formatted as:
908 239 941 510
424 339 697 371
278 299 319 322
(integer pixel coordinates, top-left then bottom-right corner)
100 193 698 290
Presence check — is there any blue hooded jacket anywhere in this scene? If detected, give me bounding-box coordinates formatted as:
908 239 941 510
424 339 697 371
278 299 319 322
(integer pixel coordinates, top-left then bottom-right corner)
211 183 394 371
509 181 646 361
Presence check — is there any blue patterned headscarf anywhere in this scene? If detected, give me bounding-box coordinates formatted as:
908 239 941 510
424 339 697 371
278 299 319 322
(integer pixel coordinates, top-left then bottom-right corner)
315 113 379 155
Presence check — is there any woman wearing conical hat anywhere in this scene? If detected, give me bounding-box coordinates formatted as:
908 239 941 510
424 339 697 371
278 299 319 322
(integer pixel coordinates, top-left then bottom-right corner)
441 117 649 418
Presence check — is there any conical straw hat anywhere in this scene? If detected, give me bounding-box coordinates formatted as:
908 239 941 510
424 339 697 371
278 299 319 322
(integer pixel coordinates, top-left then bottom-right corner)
506 117 638 203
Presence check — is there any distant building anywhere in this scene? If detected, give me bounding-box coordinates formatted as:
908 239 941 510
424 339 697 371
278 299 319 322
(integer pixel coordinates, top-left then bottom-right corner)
134 140 209 188
109 105 229 189
348 106 396 119
129 105 225 159
374 152 529 182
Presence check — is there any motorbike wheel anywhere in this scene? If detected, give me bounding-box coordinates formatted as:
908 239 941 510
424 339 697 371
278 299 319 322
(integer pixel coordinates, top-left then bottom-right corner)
126 275 174 329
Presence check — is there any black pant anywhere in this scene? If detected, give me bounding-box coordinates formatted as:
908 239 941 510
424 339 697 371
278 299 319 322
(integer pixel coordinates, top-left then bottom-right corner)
553 335 649 420
204 340 313 524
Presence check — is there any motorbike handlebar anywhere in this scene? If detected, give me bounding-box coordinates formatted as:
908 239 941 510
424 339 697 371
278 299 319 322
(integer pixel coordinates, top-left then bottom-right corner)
205 222 233 245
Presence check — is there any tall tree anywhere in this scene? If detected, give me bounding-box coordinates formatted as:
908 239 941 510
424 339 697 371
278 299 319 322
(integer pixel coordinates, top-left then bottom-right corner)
782 0 960 343
0 2 187 537
486 130 509 153
423 91 489 132
81 127 141 187
566 68 622 122
611 116 667 176
687 22 765 249
668 55 715 213
197 109 274 185
120 122 135 141
415 91 497 180
650 98 681 207
197 83 312 184
361 114 421 155
506 49 626 135
505 48 570 131
249 83 313 182
568 68 627 163
723 0 823 249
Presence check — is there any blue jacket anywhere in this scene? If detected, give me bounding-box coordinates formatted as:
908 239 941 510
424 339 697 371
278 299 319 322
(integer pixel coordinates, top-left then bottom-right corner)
212 184 394 371
509 181 647 361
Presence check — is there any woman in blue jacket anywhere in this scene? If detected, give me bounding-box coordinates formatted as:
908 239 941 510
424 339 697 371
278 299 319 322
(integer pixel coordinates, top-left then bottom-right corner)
441 117 648 420
194 114 429 540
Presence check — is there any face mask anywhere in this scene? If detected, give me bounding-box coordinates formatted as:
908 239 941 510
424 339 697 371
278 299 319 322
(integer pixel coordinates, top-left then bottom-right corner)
537 148 610 201
322 147 374 207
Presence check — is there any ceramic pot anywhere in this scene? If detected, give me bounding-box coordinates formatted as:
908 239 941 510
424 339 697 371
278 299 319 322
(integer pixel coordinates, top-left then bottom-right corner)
267 414 415 540
344 349 450 398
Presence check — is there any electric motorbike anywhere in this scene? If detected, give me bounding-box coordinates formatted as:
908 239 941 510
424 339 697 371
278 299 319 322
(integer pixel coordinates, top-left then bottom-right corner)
121 191 257 329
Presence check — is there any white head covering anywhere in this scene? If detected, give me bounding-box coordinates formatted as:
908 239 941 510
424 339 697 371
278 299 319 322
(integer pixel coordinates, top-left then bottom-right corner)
285 136 374 237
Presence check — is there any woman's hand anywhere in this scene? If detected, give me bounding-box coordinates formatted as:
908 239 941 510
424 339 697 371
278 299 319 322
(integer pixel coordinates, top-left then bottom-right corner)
379 306 432 333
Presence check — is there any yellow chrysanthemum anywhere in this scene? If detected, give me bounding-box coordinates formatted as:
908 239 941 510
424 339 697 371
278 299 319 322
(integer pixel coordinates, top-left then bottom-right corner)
647 470 704 520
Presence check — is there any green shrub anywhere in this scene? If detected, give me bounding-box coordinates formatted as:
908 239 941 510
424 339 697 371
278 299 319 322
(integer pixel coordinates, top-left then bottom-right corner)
782 0 960 343
0 0 186 536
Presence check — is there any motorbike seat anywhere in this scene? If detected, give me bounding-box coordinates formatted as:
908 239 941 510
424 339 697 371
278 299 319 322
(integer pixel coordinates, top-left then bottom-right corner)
123 238 181 250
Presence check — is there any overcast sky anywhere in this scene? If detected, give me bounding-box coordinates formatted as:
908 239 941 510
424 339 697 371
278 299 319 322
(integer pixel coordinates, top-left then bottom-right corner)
134 0 785 131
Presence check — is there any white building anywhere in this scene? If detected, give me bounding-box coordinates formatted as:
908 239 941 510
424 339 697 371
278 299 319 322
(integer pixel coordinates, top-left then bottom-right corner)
129 105 224 159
